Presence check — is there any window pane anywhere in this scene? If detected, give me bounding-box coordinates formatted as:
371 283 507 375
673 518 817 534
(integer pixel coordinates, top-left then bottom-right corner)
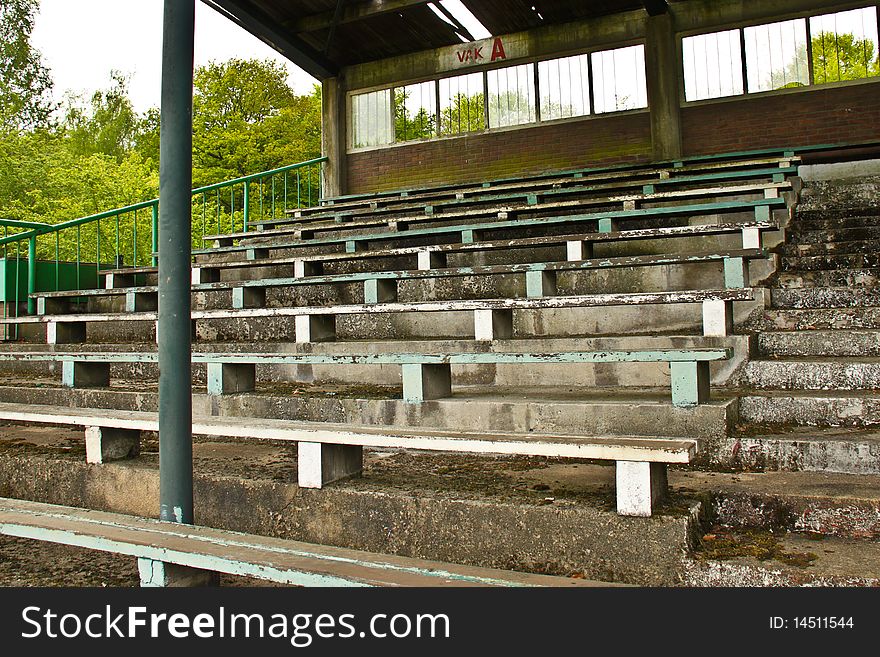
591 44 648 113
394 81 437 142
745 19 809 92
538 54 591 121
810 6 880 84
682 29 744 100
351 89 392 148
439 72 485 136
487 63 536 128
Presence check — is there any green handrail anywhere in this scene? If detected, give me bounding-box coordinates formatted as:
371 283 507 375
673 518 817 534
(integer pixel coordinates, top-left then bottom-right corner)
0 156 327 318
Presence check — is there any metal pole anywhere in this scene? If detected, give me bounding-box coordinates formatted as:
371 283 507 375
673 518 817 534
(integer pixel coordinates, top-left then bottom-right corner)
158 0 194 525
27 236 36 314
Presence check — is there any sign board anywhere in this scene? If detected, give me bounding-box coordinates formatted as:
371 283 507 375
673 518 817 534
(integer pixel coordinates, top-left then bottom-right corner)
439 36 527 71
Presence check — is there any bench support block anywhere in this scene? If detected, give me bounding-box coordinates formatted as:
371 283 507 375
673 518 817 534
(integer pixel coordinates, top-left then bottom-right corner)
138 558 219 588
526 270 557 298
62 361 111 388
402 363 452 403
295 314 336 343
669 361 710 407
246 247 270 260
294 260 324 277
702 299 733 337
474 309 513 341
297 442 363 488
597 218 618 233
364 279 398 304
723 256 749 288
37 297 72 315
191 266 220 285
566 240 594 261
417 250 447 270
47 321 86 345
104 273 137 289
125 291 158 313
206 362 256 395
616 461 667 517
741 226 762 250
85 426 140 464
232 286 266 309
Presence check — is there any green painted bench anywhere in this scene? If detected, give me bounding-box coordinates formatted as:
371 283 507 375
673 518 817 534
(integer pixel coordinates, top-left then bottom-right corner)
0 497 613 584
0 348 732 407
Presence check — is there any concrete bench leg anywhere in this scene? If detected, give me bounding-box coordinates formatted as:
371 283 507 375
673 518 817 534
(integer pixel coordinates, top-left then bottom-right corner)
702 299 733 337
62 361 110 388
85 426 140 464
294 260 324 277
741 226 762 250
616 461 667 517
206 362 256 395
125 291 158 312
213 236 234 248
402 363 452 403
297 442 363 488
138 558 219 587
37 297 73 315
566 240 594 261
417 250 447 270
723 256 749 288
474 309 513 341
246 247 270 260
295 314 336 343
754 205 771 222
191 266 220 284
461 229 482 244
669 361 710 407
232 286 266 309
47 321 86 345
526 271 557 298
345 240 365 253
104 273 136 289
597 218 619 233
364 279 398 304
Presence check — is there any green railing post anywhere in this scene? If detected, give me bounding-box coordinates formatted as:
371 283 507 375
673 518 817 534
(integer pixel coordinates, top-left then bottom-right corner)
27 235 36 314
158 0 195 527
151 202 159 267
243 180 250 233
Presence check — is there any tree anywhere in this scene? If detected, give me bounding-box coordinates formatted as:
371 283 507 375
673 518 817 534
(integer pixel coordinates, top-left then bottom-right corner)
0 0 54 132
62 71 140 161
769 31 879 89
439 92 485 136
394 88 436 142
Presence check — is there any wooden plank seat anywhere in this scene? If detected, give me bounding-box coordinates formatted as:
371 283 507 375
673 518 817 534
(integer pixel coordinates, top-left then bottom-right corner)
0 401 700 516
36 249 765 327
308 150 798 214
217 178 793 246
0 348 731 408
258 165 798 232
16 288 755 345
0 497 615 584
98 221 775 289
193 197 787 262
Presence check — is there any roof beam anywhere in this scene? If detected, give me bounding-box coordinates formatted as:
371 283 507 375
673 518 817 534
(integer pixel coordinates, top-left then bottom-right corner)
642 0 669 16
202 0 339 79
294 0 432 33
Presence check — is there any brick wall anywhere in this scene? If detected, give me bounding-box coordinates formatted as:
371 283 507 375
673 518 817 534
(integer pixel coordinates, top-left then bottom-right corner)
681 82 880 157
346 112 653 194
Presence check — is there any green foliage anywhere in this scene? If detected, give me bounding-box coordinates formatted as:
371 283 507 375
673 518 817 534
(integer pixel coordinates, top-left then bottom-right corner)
0 0 54 132
63 71 140 161
394 88 436 142
439 92 485 136
811 31 880 84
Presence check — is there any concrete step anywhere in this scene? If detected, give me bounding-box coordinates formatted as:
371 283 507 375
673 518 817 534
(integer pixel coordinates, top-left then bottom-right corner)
757 330 880 357
739 390 880 429
780 240 879 257
797 179 880 214
0 382 736 446
683 529 880 586
682 469 880 538
787 225 880 245
742 307 880 331
770 287 880 309
742 358 880 391
780 252 880 272
719 425 880 475
775 268 879 289
794 213 880 231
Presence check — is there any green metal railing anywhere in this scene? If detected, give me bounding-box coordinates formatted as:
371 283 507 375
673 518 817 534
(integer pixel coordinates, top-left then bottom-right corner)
0 156 326 333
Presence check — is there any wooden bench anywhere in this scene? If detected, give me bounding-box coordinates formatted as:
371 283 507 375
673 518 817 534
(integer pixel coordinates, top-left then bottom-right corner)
0 348 732 407
217 179 792 246
0 497 614 585
14 288 754 345
193 197 786 262
0 401 699 516
97 221 775 288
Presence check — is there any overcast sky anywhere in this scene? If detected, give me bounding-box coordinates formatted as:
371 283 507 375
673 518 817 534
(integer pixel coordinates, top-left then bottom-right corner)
31 0 319 115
